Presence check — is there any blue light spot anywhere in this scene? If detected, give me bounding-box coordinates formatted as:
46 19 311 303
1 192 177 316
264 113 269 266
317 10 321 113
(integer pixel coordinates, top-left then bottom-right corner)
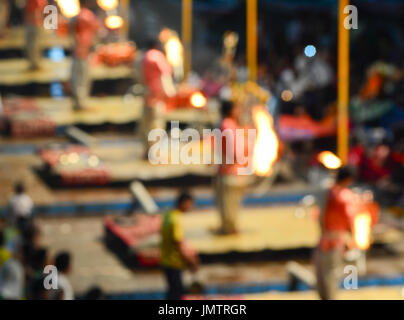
304 45 316 58
48 46 65 62
50 82 64 98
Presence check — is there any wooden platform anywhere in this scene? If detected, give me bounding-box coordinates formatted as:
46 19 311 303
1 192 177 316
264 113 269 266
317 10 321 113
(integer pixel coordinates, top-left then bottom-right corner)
35 215 404 297
0 58 132 85
188 286 404 300
12 97 218 126
0 27 72 51
105 206 404 267
251 286 404 300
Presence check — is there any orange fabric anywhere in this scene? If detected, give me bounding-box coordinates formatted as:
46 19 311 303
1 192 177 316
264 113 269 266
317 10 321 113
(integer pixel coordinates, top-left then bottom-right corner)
73 8 99 59
218 118 250 176
143 49 173 107
360 72 383 100
25 0 48 26
320 186 356 251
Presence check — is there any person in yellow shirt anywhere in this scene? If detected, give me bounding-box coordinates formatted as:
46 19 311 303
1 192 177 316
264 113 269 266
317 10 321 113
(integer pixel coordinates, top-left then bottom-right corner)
0 230 11 270
160 192 199 300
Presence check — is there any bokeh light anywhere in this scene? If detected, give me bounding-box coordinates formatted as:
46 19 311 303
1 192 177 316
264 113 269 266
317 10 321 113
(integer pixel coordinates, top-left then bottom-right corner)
304 45 317 58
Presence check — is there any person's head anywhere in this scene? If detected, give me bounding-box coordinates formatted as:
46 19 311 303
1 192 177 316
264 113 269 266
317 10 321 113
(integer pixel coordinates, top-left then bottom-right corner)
22 224 41 248
374 142 391 162
146 39 161 51
0 230 5 247
83 286 105 300
14 182 25 195
30 276 50 300
176 192 193 213
31 248 48 271
220 100 240 120
55 251 72 274
21 243 34 266
335 166 356 187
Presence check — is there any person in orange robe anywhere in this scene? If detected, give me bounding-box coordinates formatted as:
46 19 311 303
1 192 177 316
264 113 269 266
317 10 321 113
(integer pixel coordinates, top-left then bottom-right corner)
215 100 251 235
140 40 176 158
315 166 379 300
25 0 48 70
70 0 99 110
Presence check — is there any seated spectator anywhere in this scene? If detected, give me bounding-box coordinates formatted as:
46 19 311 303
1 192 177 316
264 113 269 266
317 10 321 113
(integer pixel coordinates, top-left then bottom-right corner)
30 275 50 300
348 137 365 169
25 247 49 299
49 251 74 300
360 142 394 183
0 244 25 300
0 230 11 270
82 286 105 300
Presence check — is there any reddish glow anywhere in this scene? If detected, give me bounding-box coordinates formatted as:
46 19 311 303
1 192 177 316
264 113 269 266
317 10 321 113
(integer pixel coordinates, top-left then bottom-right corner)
252 106 279 176
159 28 173 44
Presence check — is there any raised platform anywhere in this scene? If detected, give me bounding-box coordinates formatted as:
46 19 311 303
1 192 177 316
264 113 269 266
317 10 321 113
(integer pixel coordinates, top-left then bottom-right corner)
104 206 403 268
186 286 404 300
0 58 132 86
1 97 219 137
0 27 72 51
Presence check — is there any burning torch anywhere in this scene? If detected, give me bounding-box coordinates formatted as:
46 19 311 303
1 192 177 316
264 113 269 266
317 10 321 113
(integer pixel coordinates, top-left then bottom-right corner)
315 151 379 274
159 28 184 82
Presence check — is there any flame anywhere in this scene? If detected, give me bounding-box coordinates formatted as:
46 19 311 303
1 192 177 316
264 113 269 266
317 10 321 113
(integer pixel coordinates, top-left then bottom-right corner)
252 106 279 176
353 213 372 250
190 92 207 108
165 36 183 68
97 0 118 11
318 151 342 169
105 15 124 30
57 0 80 18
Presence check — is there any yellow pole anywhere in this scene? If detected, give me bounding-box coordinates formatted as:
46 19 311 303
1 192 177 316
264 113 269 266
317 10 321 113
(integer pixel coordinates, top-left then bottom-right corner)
182 0 192 77
338 0 350 164
246 0 258 82
121 0 130 40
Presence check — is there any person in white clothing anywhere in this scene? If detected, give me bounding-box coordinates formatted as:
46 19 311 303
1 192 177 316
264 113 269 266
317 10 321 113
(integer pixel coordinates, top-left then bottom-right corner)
8 183 33 232
49 252 74 300
0 244 25 300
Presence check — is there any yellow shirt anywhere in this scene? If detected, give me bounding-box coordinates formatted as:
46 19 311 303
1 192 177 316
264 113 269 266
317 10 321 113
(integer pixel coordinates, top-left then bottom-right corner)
0 247 11 269
160 209 186 269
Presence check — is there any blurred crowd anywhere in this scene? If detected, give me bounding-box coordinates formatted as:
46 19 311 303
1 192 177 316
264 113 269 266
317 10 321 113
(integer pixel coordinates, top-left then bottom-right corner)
0 183 105 300
199 9 404 210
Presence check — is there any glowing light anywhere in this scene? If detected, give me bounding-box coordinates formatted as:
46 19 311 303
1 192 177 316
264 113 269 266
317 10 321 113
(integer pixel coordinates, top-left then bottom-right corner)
165 36 183 68
68 152 80 164
304 45 317 58
105 15 124 30
354 213 372 250
281 90 293 102
57 0 80 18
88 155 100 167
252 106 279 176
60 154 69 166
97 0 118 11
190 92 207 108
318 151 342 169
